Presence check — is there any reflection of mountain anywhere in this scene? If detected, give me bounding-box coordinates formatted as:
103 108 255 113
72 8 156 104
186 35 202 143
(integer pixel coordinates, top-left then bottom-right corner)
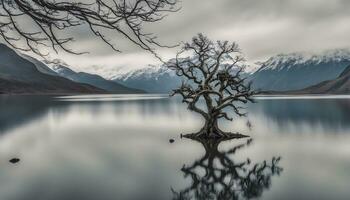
172 138 282 200
0 95 177 134
251 99 350 131
0 96 52 134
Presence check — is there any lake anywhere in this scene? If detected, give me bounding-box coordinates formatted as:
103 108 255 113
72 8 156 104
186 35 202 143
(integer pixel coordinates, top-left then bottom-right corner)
0 94 350 200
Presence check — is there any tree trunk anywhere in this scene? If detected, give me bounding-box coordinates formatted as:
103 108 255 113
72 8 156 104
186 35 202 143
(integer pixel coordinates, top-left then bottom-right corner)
183 114 248 140
202 116 221 138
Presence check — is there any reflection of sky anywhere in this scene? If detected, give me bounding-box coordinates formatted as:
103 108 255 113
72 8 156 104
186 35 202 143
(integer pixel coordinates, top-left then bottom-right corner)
247 98 350 135
0 95 350 200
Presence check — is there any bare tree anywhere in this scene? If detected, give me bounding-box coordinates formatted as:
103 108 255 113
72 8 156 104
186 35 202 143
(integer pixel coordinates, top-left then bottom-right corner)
171 138 282 200
167 33 257 139
0 0 178 56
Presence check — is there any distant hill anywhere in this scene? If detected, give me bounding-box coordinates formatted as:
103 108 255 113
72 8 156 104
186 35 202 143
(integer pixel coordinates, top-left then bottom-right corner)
249 49 350 91
48 63 144 94
112 64 182 93
0 44 105 94
20 54 58 76
112 63 250 93
295 65 350 94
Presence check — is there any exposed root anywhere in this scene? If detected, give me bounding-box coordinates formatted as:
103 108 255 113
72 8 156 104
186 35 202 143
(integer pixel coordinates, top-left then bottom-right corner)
182 129 249 141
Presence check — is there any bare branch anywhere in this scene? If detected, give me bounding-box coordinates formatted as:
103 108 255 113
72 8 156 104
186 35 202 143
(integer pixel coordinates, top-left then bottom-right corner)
167 33 257 138
0 0 179 57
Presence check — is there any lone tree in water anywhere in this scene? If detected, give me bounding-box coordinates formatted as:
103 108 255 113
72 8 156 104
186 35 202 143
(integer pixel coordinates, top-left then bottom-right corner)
167 34 256 139
0 0 178 56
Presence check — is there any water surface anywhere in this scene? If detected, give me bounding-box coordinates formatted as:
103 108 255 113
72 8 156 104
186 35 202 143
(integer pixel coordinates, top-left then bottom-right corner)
0 94 350 200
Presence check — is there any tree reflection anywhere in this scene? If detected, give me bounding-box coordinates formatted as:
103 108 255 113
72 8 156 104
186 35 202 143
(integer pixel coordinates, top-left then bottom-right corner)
172 138 282 200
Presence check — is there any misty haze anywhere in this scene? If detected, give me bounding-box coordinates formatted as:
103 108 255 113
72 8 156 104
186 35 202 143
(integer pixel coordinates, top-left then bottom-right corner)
1 0 350 200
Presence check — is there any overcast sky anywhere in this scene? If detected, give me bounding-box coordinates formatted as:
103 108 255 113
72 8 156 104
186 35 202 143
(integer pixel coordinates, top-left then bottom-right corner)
49 0 350 74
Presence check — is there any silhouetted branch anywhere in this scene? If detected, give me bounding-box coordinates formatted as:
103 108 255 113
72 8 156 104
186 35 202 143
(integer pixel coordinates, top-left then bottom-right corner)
0 0 179 56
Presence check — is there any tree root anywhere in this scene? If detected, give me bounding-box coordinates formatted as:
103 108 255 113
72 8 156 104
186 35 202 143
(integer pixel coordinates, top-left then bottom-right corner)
182 130 249 141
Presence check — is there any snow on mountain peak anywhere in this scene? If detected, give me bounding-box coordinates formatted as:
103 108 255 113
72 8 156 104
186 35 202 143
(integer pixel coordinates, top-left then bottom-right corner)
259 49 350 71
112 64 174 81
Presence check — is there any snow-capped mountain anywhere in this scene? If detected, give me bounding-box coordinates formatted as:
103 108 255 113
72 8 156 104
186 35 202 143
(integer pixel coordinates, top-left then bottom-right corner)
112 64 181 93
258 49 350 71
48 63 144 94
111 59 254 93
112 64 173 80
244 63 261 74
249 49 350 91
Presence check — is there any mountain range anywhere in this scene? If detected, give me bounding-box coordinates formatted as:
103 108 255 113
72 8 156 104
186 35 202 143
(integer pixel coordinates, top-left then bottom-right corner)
111 65 181 93
294 65 350 94
111 62 250 93
0 44 142 94
249 49 350 91
0 44 104 94
2 42 350 95
48 63 144 94
112 49 350 94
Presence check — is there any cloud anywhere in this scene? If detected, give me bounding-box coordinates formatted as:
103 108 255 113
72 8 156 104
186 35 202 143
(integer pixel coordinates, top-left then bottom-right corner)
41 0 350 73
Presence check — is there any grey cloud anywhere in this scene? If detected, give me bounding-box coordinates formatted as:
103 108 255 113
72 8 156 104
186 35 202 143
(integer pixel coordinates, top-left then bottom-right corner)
37 0 350 72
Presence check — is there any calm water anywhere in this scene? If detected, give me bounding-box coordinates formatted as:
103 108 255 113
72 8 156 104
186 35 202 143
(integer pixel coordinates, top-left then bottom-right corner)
0 94 350 200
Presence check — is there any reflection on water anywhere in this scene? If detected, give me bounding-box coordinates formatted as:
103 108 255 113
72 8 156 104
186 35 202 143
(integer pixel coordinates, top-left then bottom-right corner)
0 95 350 200
0 96 51 134
172 138 282 200
250 98 350 133
56 94 169 102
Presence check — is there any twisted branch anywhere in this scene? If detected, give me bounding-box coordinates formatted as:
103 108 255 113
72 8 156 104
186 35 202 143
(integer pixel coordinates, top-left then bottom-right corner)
0 0 179 57
167 34 258 137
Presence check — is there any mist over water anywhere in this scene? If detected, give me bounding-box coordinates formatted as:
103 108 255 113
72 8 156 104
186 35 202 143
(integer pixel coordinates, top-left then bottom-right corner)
0 95 350 200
